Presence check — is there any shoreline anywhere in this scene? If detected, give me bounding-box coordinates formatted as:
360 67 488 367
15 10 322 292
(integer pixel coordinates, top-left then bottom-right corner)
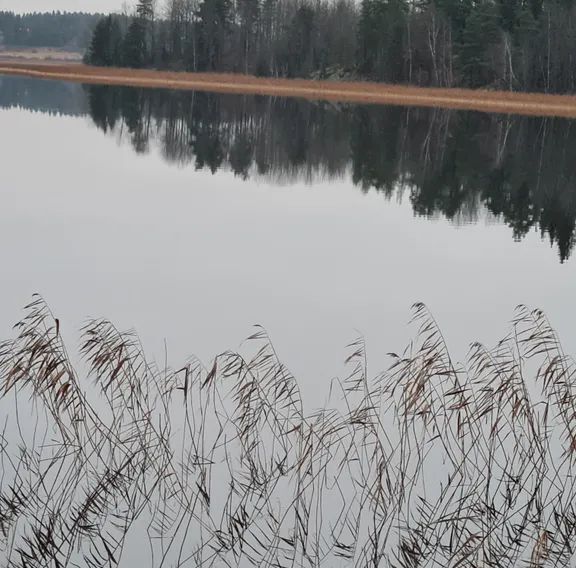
3 61 576 118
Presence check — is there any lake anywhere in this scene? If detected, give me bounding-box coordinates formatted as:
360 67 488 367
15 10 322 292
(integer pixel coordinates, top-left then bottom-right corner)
1 75 574 401
2 73 576 567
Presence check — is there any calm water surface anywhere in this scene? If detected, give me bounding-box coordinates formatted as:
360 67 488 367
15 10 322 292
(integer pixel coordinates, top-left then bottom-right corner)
1 75 575 402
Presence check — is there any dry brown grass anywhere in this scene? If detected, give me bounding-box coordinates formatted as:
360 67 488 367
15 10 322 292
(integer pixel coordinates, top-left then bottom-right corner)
3 61 576 117
0 48 82 62
2 298 576 567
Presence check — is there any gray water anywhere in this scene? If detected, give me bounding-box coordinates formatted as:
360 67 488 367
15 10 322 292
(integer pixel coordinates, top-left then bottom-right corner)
1 75 575 403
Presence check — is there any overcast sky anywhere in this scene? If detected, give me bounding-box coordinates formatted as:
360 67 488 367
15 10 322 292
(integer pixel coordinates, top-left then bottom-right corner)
0 0 131 14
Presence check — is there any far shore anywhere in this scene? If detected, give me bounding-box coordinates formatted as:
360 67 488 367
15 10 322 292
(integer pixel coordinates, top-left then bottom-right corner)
0 48 82 63
3 60 576 118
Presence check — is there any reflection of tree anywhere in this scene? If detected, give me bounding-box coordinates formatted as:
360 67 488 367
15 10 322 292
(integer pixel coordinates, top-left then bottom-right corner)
83 85 352 185
480 117 576 261
229 133 254 179
86 85 120 132
5 77 572 262
0 76 88 117
351 106 576 262
81 84 576 261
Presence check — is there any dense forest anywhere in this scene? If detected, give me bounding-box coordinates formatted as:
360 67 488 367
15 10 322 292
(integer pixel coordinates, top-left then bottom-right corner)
0 12 101 50
85 0 576 93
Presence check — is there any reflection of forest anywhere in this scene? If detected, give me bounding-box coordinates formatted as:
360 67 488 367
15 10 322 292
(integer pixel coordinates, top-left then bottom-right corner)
1 75 574 262
85 84 576 262
0 76 88 116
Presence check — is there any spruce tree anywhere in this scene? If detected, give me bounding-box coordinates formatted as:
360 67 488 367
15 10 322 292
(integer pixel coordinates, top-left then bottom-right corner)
458 2 500 87
84 16 116 66
123 19 147 68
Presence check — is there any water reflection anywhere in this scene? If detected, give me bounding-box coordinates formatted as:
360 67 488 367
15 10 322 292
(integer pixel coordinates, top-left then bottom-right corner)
2 76 575 262
84 84 576 262
0 75 88 116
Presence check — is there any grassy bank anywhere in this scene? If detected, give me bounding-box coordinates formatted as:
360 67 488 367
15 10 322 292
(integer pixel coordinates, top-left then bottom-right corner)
3 61 576 117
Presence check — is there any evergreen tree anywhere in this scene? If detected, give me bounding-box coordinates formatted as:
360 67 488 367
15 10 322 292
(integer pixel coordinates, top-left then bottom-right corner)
123 19 148 68
529 0 544 19
195 0 232 70
285 5 316 77
497 0 521 33
458 2 501 87
513 4 538 88
84 15 122 66
357 0 406 81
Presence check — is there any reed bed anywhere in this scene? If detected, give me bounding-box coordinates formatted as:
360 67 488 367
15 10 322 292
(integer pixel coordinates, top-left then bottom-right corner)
1 296 576 567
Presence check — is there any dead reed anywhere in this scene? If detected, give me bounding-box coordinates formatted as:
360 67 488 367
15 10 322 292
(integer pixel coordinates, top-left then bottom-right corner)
1 296 576 567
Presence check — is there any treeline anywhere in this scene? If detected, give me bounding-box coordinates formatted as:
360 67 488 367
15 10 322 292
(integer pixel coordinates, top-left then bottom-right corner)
0 11 101 50
85 0 576 92
79 84 576 261
84 0 356 77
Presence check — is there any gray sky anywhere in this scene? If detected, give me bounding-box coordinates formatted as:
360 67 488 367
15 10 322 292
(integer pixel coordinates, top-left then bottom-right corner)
0 0 131 13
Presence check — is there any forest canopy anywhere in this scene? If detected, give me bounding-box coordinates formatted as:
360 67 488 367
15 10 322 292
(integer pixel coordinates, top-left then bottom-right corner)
83 0 576 93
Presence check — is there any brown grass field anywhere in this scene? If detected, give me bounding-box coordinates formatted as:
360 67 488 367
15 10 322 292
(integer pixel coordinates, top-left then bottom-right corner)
3 60 576 117
0 48 82 62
